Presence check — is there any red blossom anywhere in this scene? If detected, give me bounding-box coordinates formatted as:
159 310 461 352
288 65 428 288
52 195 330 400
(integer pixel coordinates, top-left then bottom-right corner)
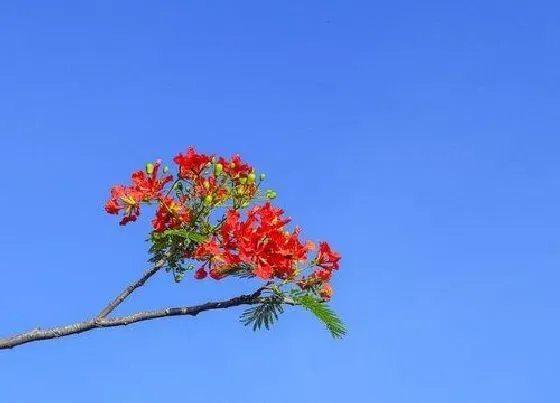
315 242 341 271
194 268 208 279
253 265 274 279
209 268 225 280
104 160 172 226
173 147 212 179
314 269 332 282
219 154 252 179
105 185 143 226
119 214 138 226
152 197 191 232
104 199 122 214
320 283 333 301
193 238 221 259
130 166 173 199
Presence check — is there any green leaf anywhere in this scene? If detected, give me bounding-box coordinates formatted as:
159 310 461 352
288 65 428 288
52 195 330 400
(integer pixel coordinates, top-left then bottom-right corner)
158 229 206 243
293 294 346 339
240 297 284 331
187 232 206 242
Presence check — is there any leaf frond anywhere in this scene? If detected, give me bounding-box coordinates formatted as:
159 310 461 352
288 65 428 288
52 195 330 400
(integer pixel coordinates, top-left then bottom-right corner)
240 296 284 331
293 294 346 339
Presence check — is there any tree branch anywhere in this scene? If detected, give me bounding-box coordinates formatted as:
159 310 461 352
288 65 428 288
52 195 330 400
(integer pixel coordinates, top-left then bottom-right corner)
0 290 265 350
96 259 165 319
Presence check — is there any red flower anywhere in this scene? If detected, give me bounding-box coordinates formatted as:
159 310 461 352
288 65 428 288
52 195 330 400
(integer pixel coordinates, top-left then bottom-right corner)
249 202 290 231
105 160 172 226
152 197 191 232
219 154 252 179
316 242 341 271
104 199 122 214
254 265 274 279
105 185 143 226
209 268 224 280
119 214 138 226
173 147 212 179
314 269 332 282
130 165 172 199
194 268 208 279
193 238 221 259
319 283 333 301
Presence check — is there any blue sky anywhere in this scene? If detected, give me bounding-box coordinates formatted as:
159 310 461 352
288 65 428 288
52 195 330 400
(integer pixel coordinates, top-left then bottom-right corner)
1 1 559 402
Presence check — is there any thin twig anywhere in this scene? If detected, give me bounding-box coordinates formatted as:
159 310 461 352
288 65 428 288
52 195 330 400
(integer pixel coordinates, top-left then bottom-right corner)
96 258 165 319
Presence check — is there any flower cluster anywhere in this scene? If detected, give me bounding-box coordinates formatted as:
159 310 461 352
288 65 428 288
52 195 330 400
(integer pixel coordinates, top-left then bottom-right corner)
105 147 341 301
105 160 173 225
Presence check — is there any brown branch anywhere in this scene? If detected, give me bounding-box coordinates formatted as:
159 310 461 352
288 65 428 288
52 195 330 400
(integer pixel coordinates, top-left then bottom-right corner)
96 259 165 319
0 290 265 350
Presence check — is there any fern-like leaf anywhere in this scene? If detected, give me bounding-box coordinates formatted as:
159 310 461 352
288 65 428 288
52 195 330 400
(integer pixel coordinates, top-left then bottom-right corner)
240 297 284 331
293 294 346 339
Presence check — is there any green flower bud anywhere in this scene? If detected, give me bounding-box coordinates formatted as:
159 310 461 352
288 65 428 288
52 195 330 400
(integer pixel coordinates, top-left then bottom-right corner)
145 163 154 175
162 166 169 173
214 163 223 176
203 194 213 205
239 177 247 185
266 190 277 200
203 181 210 190
259 173 266 181
247 173 256 184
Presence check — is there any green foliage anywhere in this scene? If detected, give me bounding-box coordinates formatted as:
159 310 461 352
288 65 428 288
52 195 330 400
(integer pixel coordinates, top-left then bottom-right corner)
240 296 284 331
239 291 346 339
148 229 206 282
293 294 346 339
152 229 206 243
